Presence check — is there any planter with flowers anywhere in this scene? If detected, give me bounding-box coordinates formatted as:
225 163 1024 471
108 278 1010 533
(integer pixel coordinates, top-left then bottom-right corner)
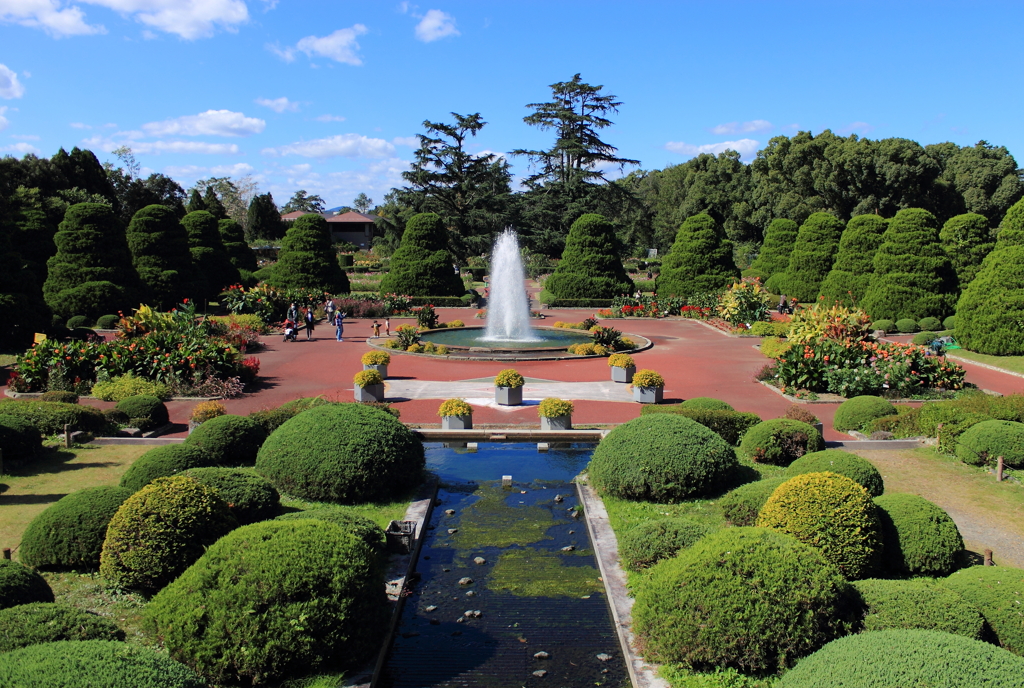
608 353 636 383
631 369 665 404
494 369 525 406
353 369 385 402
538 397 574 430
438 398 473 430
361 350 390 379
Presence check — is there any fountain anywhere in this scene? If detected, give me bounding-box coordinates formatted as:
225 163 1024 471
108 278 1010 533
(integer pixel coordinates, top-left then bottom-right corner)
482 229 539 342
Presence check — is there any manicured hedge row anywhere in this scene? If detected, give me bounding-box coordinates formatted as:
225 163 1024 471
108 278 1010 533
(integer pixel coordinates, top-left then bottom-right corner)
0 603 125 652
0 399 106 434
852 579 984 639
542 298 614 308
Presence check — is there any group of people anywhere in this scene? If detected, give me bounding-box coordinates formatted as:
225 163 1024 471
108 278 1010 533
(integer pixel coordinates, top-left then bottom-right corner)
283 300 390 343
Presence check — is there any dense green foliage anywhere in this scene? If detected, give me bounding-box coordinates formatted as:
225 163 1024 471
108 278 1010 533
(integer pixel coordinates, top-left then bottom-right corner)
633 527 853 674
681 397 734 411
619 518 712 571
852 579 984 639
181 210 239 304
738 419 825 466
833 396 897 433
19 486 132 570
940 213 994 286
746 218 798 285
895 317 918 333
874 493 963 576
656 213 738 297
256 403 425 504
718 477 788 526
955 419 1024 468
640 405 761 445
775 213 844 303
182 467 281 525
125 204 197 309
0 603 125 652
542 213 633 300
941 565 1024 656
275 508 385 552
785 450 884 497
588 415 739 501
0 560 54 609
218 218 257 273
0 399 106 434
114 395 168 431
183 414 266 466
119 445 217 493
378 213 465 296
248 396 334 434
0 194 49 348
268 213 350 293
0 415 42 465
818 215 888 307
143 519 387 685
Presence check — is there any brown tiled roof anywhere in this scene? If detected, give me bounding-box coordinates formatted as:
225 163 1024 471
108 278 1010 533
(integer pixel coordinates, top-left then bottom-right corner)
326 211 376 223
281 210 316 220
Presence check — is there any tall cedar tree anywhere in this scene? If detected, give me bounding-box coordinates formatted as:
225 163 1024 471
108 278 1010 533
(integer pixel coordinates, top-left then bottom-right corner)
378 213 465 297
818 215 889 307
268 214 349 293
246 193 283 242
775 212 845 303
182 210 240 306
51 147 118 208
218 219 258 273
541 213 633 302
203 187 228 219
656 213 738 298
939 213 994 287
43 203 139 319
7 186 58 280
861 208 958 320
954 199 1024 354
281 190 326 214
0 212 49 348
747 218 798 286
185 189 206 214
126 205 198 309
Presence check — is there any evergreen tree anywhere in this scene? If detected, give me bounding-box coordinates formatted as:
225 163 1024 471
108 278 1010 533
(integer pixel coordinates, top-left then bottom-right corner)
202 187 228 219
746 218 798 285
541 213 633 301
7 186 58 280
246 193 283 242
181 210 240 306
818 214 889 307
186 189 207 214
43 203 139 319
378 213 465 297
267 214 349 293
51 147 118 207
0 214 49 348
775 212 845 303
861 208 958 320
939 213 994 287
218 219 257 273
655 213 738 298
126 205 197 309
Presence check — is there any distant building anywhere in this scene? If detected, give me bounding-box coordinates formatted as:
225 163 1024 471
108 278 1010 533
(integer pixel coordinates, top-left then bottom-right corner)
281 210 377 248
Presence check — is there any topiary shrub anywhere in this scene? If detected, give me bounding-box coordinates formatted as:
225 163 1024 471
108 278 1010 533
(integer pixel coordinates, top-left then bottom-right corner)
618 518 711 571
633 527 854 674
541 214 634 301
248 396 333 435
944 315 956 331
748 218 799 287
775 212 845 303
275 508 385 553
182 414 266 466
918 316 942 331
783 404 819 425
680 397 734 411
91 373 169 402
588 415 739 501
0 399 106 434
66 315 94 329
126 204 199 309
955 419 1024 468
114 395 168 432
96 314 120 329
182 210 240 305
833 395 897 433
0 603 125 652
757 472 882 579
119 444 216 493
940 212 995 288
871 318 895 332
912 330 938 345
0 559 54 609
0 415 42 466
717 477 787 526
100 476 238 592
655 213 737 298
775 629 1024 688
39 390 79 403
256 403 425 504
818 214 889 308
895 318 919 333
266 213 350 293
378 213 465 297
143 519 387 686
640 406 761 446
738 418 824 466
852 579 984 639
785 449 884 497
941 565 1024 656
874 493 963 577
219 218 258 274
182 467 280 525
19 486 133 570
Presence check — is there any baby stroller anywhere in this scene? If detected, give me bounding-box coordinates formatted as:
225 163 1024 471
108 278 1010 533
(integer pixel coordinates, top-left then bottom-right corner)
282 319 298 342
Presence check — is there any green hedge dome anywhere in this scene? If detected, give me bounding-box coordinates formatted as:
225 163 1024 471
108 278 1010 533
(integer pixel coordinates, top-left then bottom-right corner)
852 579 985 639
0 603 125 652
19 486 133 570
941 565 1024 656
119 444 216 493
738 418 825 466
183 467 281 525
717 477 788 526
785 449 884 497
183 414 267 466
618 518 711 571
114 395 168 432
0 415 42 465
274 508 384 552
0 559 54 609
680 397 734 411
874 493 963 577
955 419 1024 468
833 396 897 433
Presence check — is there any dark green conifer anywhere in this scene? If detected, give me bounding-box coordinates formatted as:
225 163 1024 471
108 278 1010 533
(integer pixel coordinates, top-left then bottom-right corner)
939 213 994 288
246 193 283 242
218 219 257 273
126 205 198 308
378 213 465 297
655 213 737 298
266 214 349 293
541 213 633 302
0 216 49 348
182 211 240 305
775 212 845 303
746 218 798 288
204 188 228 220
185 189 207 214
818 215 889 307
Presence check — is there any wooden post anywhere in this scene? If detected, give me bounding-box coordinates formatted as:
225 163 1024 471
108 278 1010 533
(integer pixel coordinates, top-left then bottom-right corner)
936 422 943 447
64 424 71 449
996 456 1004 482
1 548 10 560
984 549 994 566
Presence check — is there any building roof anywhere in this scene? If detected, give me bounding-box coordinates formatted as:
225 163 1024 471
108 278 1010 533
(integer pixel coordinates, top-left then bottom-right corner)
326 211 377 223
281 210 316 221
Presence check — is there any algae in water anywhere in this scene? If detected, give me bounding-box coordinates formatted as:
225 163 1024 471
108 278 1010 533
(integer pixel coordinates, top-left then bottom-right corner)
451 486 554 550
488 548 604 598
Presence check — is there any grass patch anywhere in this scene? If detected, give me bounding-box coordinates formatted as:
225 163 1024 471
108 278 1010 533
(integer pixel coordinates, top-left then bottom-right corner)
658 665 778 688
487 547 603 598
0 353 18 367
42 572 149 644
278 489 415 530
947 349 1024 376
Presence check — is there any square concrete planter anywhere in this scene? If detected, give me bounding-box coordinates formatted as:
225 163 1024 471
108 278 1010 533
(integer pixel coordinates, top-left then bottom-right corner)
813 422 824 437
611 366 635 383
363 363 388 379
633 386 663 404
540 415 572 431
442 414 472 430
354 383 385 402
495 386 523 406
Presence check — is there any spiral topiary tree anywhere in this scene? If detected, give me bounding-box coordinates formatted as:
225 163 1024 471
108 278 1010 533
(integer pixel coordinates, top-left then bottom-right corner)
940 213 994 288
539 213 633 302
818 214 888 307
218 218 257 273
655 213 737 298
267 214 349 293
19 486 133 570
125 204 198 309
747 218 798 287
378 212 464 297
181 210 239 306
774 212 844 303
874 493 963 576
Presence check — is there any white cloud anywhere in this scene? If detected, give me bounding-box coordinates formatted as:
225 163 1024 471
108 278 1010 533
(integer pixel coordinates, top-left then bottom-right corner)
11 133 40 140
142 109 265 137
272 24 369 65
164 162 254 177
69 122 90 129
838 121 874 135
414 9 458 42
131 140 241 155
0 64 25 98
263 133 395 159
397 2 412 14
256 96 299 113
314 114 346 123
392 136 419 147
709 119 772 135
665 138 760 160
0 0 103 36
0 106 8 131
1 141 41 155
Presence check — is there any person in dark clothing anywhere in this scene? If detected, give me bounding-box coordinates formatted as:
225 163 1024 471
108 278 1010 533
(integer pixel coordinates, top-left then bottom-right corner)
304 307 315 340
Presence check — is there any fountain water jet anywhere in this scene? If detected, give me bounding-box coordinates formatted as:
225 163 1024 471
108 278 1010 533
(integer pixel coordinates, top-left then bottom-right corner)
482 229 540 342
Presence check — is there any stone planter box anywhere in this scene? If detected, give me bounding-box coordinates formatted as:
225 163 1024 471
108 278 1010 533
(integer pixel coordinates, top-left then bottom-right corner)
354 383 385 402
611 366 635 383
540 415 572 431
442 414 473 430
813 422 824 437
633 386 664 404
495 386 523 406
363 363 388 379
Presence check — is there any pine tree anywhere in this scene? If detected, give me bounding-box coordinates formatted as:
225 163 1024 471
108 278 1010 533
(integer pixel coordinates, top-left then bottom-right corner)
745 218 798 287
246 193 283 242
203 187 228 219
126 205 198 308
378 213 466 297
861 208 958 320
267 214 349 293
218 219 257 273
655 213 737 298
775 212 845 303
186 189 207 214
939 213 994 288
818 214 889 307
181 211 240 306
541 213 634 302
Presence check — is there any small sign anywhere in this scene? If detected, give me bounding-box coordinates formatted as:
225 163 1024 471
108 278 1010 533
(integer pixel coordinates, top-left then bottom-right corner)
33 333 47 344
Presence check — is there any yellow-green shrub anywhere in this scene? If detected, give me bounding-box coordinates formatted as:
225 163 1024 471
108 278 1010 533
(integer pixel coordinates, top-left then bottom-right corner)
91 373 170 402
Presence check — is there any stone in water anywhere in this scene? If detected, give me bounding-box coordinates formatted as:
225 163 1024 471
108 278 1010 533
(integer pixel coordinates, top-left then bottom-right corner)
533 651 550 659
473 556 486 565
458 577 473 585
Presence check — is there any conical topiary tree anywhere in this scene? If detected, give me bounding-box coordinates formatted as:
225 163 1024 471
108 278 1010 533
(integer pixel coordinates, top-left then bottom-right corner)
204 187 228 220
185 189 206 214
861 208 958 321
218 219 257 274
43 203 139 320
0 218 49 348
541 214 634 302
656 213 737 298
818 214 889 307
182 210 240 306
746 218 798 287
954 199 1024 354
379 212 465 297
126 205 198 309
267 214 349 293
940 213 994 288
775 212 845 303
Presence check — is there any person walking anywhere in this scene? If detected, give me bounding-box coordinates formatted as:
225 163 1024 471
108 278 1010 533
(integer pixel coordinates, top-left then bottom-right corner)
371 320 382 339
304 307 315 340
778 295 789 316
333 309 346 342
286 302 300 324
384 316 390 337
324 298 336 321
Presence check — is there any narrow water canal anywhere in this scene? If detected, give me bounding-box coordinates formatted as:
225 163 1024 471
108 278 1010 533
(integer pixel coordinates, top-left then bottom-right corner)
379 443 629 688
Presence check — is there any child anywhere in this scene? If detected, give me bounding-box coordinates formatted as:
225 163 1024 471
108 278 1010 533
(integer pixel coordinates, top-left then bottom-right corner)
371 320 381 339
384 317 390 336
333 310 345 342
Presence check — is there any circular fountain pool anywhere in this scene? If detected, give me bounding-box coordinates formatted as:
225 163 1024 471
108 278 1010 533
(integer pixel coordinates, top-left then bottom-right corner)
419 326 593 352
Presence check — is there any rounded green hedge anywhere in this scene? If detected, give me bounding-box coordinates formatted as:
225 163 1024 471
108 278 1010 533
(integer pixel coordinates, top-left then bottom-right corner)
918 316 942 331
100 476 238 592
618 518 712 571
633 527 853 674
871 319 895 332
275 508 384 552
895 318 919 333
256 403 425 504
143 519 387 686
183 414 267 466
0 415 42 465
944 315 956 331
19 486 133 570
757 472 881 579
833 396 897 433
0 559 54 609
0 602 125 652
776 629 1024 688
114 396 168 432
0 399 106 434
247 396 334 434
941 565 1024 656
784 449 884 497
119 444 215 493
588 415 739 501
955 419 1024 468
0 640 205 687
874 493 963 577
183 468 280 525
96 314 120 329
680 397 734 411
717 477 787 526
852 578 984 639
39 390 79 404
738 418 824 466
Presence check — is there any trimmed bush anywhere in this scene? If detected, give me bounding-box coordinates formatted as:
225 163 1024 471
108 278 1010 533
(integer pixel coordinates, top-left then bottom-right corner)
785 449 884 497
633 527 853 674
0 399 105 434
833 395 897 433
67 315 94 328
940 212 994 287
944 315 956 330
96 314 120 329
100 476 238 592
275 508 385 552
852 579 984 639
912 330 938 345
182 210 240 305
783 404 819 425
717 477 787 526
218 218 258 273
0 603 125 652
0 559 54 609
39 390 79 403
738 418 824 466
874 493 963 576
248 396 334 435
588 415 739 501
757 472 882 579
267 213 350 293
918 316 942 331
119 445 216 493
19 486 133 570
378 213 465 297
91 373 169 402
640 406 761 445
871 318 895 332
941 565 1024 655
819 214 889 308
126 204 198 309
0 415 42 465
256 403 425 504
775 629 1024 688
681 397 734 411
183 467 281 525
955 419 1024 468
655 213 737 298
542 214 634 301
955 237 1024 354
619 518 712 571
747 218 799 286
895 317 919 333
183 414 266 466
143 520 387 685
776 212 845 303
114 395 168 432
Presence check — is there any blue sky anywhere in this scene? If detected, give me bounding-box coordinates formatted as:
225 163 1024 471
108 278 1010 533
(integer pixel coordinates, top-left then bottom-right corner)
1 1 1021 208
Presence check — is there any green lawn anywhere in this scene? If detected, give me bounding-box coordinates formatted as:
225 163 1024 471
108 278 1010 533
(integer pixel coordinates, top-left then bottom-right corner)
948 349 1024 376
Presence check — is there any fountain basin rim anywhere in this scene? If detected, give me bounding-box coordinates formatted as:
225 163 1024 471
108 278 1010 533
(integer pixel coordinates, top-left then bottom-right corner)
367 328 653 361
419 326 590 352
